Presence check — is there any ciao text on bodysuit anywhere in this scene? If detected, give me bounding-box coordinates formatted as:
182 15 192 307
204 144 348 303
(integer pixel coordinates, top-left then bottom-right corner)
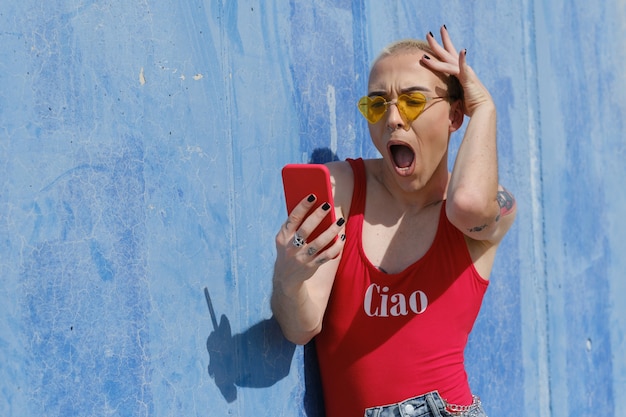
363 283 428 317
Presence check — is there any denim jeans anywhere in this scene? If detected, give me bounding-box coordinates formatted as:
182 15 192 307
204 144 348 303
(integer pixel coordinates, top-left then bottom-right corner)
363 391 487 417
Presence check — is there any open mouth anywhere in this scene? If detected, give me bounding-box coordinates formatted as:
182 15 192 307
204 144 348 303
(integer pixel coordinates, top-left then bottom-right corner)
390 144 415 172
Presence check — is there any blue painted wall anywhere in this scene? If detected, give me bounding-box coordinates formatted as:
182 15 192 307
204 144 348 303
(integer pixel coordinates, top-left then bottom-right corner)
1 1 625 416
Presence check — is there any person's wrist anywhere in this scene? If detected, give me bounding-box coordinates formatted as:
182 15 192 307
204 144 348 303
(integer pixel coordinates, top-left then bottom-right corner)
466 99 496 118
273 273 305 299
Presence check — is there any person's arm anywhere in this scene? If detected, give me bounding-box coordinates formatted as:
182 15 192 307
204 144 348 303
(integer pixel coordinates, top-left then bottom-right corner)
271 254 340 345
423 26 516 244
271 179 346 345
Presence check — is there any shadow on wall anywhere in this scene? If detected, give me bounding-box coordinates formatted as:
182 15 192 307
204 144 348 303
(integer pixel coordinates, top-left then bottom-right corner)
204 148 338 415
204 287 295 402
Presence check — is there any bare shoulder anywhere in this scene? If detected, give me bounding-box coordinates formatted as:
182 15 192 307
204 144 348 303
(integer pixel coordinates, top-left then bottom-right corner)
325 159 354 181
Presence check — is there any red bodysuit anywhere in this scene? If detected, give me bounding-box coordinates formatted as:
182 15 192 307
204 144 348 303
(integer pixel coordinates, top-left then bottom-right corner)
315 158 489 417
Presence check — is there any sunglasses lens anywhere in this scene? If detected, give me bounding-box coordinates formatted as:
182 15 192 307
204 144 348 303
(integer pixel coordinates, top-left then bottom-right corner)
397 93 427 123
358 96 386 124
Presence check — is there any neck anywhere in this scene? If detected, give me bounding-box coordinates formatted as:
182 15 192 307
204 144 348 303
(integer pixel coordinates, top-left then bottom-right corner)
373 159 449 212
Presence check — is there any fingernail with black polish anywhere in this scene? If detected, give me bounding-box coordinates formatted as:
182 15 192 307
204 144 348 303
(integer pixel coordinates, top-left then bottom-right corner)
307 194 316 202
322 202 331 211
423 54 431 60
429 31 434 38
336 218 345 226
443 24 447 30
341 234 346 241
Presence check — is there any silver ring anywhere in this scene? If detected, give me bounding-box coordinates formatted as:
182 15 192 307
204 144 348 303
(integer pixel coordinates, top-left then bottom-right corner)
292 233 305 248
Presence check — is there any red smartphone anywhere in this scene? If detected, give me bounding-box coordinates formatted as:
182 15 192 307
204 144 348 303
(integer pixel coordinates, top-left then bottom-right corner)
282 163 337 244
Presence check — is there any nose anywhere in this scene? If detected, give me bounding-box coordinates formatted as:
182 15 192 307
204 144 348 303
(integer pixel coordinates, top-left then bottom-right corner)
385 101 406 131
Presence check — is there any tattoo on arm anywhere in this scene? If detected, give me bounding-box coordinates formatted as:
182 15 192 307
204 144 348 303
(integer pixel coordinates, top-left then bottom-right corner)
495 187 516 222
468 224 488 233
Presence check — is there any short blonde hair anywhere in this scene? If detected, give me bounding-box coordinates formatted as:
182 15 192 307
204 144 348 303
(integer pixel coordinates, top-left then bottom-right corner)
372 39 463 101
376 39 434 58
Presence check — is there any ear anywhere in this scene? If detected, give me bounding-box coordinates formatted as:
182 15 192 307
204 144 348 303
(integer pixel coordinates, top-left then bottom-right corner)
448 100 464 133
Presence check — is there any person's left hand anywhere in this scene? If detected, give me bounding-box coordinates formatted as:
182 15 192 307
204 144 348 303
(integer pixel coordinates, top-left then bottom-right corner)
421 25 494 117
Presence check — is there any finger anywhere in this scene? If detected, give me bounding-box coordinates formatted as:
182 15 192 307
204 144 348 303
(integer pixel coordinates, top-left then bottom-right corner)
439 25 458 57
294 200 333 240
420 53 460 77
425 32 446 59
426 31 455 63
310 225 346 264
284 201 333 253
304 217 346 259
458 48 468 80
283 193 317 233
306 245 319 256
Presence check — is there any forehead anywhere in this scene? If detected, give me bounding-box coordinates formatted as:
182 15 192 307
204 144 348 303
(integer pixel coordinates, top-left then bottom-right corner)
368 51 444 93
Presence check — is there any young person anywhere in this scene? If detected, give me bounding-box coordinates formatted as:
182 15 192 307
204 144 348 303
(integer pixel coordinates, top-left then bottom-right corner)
271 26 516 417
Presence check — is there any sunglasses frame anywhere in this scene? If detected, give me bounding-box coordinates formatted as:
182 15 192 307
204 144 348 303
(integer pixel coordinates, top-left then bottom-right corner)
357 92 448 126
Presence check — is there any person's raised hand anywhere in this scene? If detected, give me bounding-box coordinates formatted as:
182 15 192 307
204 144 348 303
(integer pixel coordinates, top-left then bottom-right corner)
422 25 494 117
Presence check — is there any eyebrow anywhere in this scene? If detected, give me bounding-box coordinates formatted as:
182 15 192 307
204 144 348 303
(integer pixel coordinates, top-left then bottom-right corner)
367 86 432 97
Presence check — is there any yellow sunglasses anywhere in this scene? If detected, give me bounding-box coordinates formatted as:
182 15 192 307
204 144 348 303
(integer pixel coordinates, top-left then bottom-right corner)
357 92 447 127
